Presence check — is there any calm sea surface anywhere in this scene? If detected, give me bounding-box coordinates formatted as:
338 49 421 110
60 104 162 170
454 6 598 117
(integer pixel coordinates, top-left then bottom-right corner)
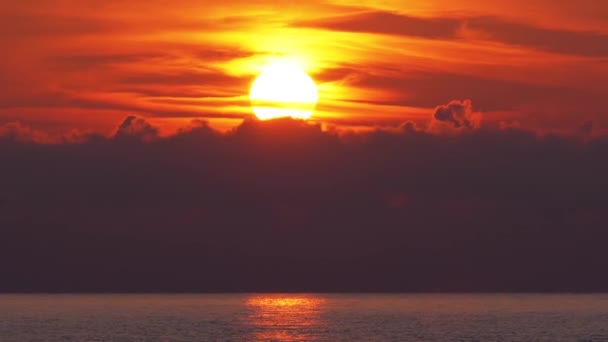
1 294 607 341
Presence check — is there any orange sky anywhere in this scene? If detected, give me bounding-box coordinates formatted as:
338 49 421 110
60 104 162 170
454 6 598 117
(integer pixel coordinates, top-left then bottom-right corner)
1 0 607 137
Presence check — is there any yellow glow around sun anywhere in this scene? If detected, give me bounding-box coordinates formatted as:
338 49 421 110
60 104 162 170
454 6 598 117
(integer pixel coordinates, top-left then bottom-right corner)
250 60 318 120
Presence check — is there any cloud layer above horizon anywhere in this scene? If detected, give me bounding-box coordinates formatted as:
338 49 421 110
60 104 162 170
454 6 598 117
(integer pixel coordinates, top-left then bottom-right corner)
1 117 608 291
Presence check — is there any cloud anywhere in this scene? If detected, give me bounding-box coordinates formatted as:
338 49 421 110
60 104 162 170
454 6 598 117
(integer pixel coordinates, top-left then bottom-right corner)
1 116 607 291
295 11 462 39
48 53 160 71
432 99 480 130
0 121 53 143
0 121 93 144
399 121 419 133
114 115 159 141
120 70 249 88
297 10 608 57
315 67 608 115
465 16 608 57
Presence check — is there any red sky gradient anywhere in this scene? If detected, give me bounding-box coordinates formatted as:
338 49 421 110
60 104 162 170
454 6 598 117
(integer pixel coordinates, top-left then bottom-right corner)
1 0 607 137
2 1 608 293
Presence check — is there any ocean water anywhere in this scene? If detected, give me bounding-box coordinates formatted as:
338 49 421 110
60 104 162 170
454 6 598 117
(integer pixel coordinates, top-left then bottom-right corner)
1 294 607 341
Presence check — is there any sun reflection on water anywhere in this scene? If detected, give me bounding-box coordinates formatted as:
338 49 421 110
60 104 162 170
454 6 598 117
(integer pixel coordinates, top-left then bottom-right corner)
245 294 326 342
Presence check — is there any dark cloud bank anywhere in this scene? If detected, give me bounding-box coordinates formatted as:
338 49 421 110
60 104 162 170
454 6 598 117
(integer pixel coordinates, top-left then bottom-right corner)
1 115 608 292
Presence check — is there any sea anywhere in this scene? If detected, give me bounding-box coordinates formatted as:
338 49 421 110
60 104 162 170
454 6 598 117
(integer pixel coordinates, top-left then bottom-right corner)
1 294 607 341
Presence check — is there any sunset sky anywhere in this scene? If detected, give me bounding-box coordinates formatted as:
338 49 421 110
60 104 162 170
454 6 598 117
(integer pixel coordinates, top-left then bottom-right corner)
2 1 608 292
2 0 607 138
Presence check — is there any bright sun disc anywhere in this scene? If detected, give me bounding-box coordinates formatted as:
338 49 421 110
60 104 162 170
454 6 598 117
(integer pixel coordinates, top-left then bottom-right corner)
250 61 318 120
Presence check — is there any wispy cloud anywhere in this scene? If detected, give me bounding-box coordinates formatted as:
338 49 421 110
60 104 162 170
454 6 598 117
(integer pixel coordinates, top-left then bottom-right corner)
0 0 606 135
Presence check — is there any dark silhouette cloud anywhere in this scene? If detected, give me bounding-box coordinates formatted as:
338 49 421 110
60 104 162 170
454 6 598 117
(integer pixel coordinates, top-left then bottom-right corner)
1 117 607 292
0 121 93 144
0 121 51 143
432 99 479 129
115 115 160 141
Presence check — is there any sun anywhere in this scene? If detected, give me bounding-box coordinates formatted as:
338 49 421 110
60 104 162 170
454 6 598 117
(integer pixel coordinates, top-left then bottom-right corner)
250 60 318 121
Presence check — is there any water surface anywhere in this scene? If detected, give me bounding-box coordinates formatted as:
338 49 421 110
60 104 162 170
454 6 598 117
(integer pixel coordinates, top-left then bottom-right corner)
1 294 607 341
